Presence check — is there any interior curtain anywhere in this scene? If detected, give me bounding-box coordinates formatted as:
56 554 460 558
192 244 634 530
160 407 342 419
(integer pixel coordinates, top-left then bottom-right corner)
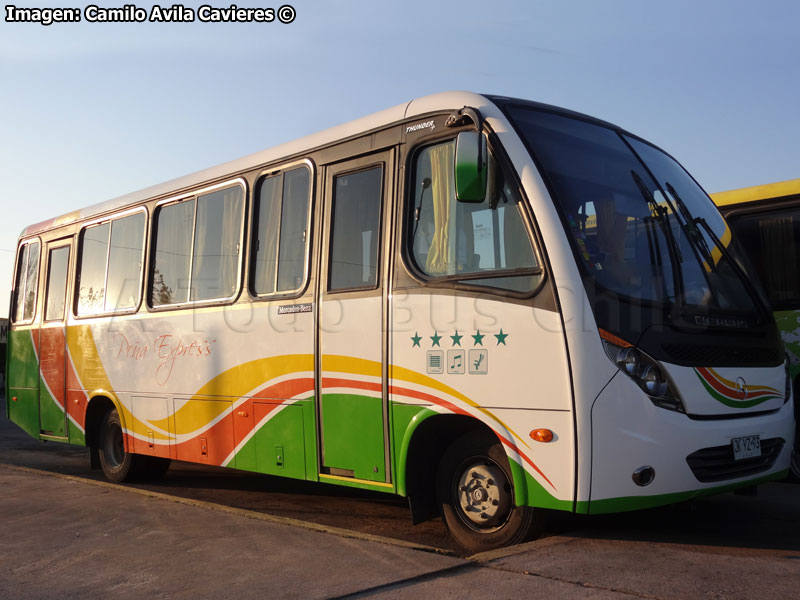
277 168 310 292
257 175 282 294
191 188 243 300
191 197 209 299
116 216 140 308
220 188 243 296
176 205 193 302
106 214 144 310
426 143 455 274
153 200 193 305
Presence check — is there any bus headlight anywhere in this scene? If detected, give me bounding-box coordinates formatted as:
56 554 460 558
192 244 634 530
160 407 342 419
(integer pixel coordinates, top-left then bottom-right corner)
642 365 668 397
617 347 639 376
600 329 685 413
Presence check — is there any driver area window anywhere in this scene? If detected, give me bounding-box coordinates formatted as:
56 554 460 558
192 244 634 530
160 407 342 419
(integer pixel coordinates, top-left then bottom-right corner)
409 139 540 293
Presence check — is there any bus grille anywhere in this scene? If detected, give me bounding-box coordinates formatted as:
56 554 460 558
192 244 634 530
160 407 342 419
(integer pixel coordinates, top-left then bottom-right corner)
685 438 785 483
661 343 781 367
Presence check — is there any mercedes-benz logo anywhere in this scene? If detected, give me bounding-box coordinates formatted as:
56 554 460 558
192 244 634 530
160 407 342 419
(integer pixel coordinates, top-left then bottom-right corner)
735 376 748 400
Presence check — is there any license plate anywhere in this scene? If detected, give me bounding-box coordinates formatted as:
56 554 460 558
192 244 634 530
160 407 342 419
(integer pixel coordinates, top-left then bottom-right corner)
732 435 761 461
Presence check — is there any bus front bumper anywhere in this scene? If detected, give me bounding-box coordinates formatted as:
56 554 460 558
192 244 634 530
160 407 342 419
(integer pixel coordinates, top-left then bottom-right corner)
586 373 794 514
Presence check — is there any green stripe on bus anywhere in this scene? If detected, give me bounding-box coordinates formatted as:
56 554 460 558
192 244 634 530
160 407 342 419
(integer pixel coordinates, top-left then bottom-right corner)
695 371 778 409
575 470 789 515
233 400 309 480
38 373 66 438
68 419 86 446
6 330 39 438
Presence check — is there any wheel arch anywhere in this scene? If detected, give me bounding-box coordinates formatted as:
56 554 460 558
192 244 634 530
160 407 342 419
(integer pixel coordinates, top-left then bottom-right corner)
399 410 529 522
84 391 126 449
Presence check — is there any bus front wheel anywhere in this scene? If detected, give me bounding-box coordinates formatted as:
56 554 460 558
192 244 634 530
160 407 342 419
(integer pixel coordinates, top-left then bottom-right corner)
436 431 540 553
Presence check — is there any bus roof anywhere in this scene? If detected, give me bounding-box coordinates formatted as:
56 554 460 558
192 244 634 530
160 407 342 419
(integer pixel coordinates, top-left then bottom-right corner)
20 90 497 239
711 178 800 208
18 91 639 240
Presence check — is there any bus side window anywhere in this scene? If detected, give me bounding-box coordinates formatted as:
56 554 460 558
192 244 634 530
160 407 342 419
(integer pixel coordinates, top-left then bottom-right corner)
251 165 311 296
45 246 70 321
106 213 145 311
329 166 383 291
152 200 194 306
77 222 110 314
151 183 244 307
191 187 244 301
12 240 41 323
409 139 540 293
77 212 145 315
729 207 800 309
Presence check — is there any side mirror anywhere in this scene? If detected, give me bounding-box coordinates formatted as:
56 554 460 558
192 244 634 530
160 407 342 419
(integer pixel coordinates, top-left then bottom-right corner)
454 131 487 203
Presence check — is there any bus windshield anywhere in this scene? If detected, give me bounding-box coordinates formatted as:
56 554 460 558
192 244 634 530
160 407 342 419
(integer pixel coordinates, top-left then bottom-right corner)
506 106 765 322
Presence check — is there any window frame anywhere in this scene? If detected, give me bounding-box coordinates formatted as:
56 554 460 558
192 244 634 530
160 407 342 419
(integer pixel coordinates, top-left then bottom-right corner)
73 206 148 319
43 242 72 323
723 197 800 312
11 237 42 325
248 159 315 301
148 178 247 311
326 163 385 294
401 133 545 298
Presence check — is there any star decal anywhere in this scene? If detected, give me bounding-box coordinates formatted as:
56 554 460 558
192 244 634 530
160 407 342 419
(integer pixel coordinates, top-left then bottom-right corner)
450 330 463 346
495 329 508 345
430 331 442 347
411 332 422 347
472 330 485 346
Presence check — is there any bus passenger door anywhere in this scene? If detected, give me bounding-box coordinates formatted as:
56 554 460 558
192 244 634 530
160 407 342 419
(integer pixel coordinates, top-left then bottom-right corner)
38 239 71 439
317 150 393 484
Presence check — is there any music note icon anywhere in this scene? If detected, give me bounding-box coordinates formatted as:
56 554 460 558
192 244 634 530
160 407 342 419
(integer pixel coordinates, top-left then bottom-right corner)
447 350 465 374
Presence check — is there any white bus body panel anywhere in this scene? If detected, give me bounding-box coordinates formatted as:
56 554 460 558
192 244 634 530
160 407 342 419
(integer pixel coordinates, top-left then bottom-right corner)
390 291 575 504
590 372 793 507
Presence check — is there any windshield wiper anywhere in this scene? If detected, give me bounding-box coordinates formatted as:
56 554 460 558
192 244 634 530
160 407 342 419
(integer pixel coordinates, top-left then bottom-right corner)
665 182 770 317
663 182 714 264
631 170 686 311
642 214 669 300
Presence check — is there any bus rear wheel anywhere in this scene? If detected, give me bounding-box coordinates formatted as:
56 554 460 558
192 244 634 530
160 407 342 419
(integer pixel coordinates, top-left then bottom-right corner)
98 408 137 482
97 408 170 482
436 431 540 553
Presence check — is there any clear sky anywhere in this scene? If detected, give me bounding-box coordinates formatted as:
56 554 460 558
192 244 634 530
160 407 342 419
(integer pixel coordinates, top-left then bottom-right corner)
1 0 798 318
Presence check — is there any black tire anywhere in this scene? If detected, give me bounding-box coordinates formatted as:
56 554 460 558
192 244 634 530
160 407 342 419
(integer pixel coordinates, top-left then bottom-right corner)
97 408 145 483
436 431 541 553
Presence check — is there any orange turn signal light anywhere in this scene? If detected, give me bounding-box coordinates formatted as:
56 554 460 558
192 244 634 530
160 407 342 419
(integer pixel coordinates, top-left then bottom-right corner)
530 428 554 443
598 328 632 348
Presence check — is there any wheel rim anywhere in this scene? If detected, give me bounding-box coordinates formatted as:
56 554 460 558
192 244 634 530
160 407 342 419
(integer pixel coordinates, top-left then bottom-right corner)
104 422 125 469
454 458 512 532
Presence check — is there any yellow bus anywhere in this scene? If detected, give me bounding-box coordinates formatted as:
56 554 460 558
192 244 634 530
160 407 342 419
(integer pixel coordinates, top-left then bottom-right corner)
712 178 800 478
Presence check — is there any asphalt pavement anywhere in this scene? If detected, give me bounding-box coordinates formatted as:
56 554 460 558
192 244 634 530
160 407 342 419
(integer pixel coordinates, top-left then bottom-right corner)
2 462 644 599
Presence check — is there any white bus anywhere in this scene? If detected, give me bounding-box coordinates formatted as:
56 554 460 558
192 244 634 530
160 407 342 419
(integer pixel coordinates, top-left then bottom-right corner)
6 92 794 551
